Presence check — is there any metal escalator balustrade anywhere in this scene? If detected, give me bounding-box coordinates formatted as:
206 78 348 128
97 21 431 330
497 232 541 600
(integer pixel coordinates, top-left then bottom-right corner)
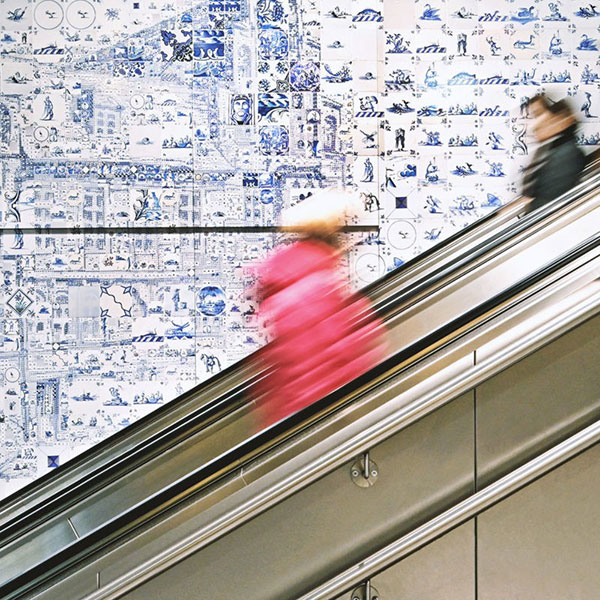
1 169 598 552
2 178 600 598
83 236 600 600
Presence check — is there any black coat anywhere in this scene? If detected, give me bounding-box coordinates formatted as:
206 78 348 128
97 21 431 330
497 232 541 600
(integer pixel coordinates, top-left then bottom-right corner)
523 126 586 214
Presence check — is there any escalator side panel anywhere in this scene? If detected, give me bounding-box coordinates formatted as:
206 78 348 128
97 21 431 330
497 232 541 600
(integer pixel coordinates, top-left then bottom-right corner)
68 402 257 536
328 437 600 600
476 314 600 487
115 394 475 600
478 441 600 599
0 521 77 587
28 563 98 600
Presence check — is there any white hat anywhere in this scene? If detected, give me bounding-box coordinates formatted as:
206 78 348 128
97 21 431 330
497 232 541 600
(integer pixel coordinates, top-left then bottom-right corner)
281 188 362 234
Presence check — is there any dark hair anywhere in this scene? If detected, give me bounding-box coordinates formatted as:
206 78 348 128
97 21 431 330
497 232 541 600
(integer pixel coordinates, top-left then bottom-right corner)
547 98 575 118
548 98 579 144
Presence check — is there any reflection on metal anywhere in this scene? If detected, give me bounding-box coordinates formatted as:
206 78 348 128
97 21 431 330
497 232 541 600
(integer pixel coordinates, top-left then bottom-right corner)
351 580 380 600
351 452 379 488
2 175 597 546
80 267 600 600
300 419 600 600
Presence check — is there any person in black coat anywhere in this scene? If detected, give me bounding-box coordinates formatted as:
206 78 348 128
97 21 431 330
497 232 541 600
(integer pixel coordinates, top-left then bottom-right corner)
519 97 587 214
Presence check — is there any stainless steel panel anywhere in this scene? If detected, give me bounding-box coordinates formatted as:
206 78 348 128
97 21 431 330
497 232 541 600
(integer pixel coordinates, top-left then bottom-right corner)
68 402 256 536
476 314 600 486
26 565 98 600
119 394 474 600
333 523 475 600
478 442 600 599
0 520 77 587
94 470 248 588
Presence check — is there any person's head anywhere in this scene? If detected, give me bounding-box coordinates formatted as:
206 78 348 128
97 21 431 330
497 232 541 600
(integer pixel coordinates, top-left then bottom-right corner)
533 98 577 142
526 93 552 119
281 189 362 245
231 94 251 124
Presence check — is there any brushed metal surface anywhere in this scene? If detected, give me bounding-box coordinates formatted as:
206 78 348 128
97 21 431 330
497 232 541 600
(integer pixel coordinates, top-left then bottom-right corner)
476 314 600 487
0 520 77 587
32 253 600 600
23 471 247 600
478 442 600 600
118 394 474 600
385 199 600 352
69 401 256 536
27 564 99 600
333 523 475 600
8 248 598 593
306 419 600 600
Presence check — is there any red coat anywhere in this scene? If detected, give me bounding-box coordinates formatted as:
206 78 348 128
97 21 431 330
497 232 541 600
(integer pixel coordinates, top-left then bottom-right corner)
255 239 387 427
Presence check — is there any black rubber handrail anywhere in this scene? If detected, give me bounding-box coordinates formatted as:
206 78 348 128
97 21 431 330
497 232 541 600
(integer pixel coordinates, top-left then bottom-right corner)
0 172 598 547
1 227 598 600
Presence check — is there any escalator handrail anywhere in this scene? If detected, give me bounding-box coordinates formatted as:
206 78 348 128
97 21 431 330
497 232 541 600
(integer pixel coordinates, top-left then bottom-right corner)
1 226 598 600
0 170 598 544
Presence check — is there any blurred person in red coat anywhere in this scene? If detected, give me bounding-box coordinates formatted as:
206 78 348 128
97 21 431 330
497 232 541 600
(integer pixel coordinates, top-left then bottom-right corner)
252 189 388 429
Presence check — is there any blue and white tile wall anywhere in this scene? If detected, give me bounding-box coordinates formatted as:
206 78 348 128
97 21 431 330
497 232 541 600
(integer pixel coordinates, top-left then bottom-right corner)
0 0 598 498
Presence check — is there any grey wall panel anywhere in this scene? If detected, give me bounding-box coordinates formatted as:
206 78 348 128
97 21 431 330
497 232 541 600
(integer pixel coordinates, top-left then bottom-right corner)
476 315 600 487
478 442 600 600
333 523 475 600
120 394 475 600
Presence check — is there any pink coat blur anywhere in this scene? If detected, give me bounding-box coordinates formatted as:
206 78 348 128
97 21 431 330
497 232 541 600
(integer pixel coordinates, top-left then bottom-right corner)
254 238 387 427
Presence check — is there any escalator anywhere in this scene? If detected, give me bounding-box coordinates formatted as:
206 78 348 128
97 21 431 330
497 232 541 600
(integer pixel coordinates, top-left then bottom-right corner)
1 165 599 599
95 253 600 600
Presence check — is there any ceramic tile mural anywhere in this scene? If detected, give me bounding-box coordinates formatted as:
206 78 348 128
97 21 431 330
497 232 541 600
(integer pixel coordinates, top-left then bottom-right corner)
0 0 599 499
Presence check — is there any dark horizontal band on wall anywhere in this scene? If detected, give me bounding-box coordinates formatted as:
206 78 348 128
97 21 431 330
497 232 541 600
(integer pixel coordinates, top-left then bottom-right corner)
0 225 379 235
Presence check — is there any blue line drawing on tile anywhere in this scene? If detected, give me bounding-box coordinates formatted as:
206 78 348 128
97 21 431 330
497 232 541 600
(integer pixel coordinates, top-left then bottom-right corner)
574 4 600 18
420 3 442 21
511 6 539 23
581 92 597 118
577 34 599 50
